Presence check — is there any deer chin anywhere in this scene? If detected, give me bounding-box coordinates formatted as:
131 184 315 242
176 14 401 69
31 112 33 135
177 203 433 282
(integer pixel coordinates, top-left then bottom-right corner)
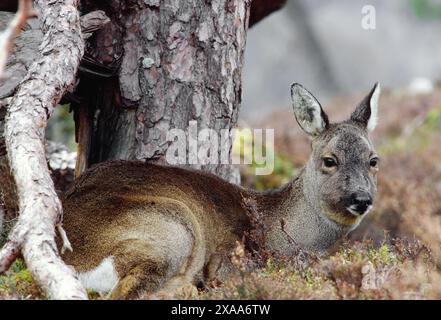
322 207 365 228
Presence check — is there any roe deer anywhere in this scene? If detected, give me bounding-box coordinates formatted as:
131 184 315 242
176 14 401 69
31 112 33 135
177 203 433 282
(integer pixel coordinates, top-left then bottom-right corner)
58 83 381 299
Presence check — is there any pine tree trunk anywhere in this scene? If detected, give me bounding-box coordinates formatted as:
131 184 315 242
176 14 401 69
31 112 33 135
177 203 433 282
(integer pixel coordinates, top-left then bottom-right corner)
76 0 252 183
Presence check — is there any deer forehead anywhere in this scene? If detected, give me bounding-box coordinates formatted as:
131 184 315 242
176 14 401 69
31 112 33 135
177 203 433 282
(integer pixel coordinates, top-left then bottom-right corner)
321 130 373 160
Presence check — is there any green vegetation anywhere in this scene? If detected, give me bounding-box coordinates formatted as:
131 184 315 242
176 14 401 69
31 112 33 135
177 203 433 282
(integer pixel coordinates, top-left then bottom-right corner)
410 0 441 20
0 260 42 299
46 104 76 151
233 128 297 190
378 104 441 156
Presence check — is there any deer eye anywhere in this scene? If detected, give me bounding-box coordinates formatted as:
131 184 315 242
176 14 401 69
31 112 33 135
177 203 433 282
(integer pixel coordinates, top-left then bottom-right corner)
369 157 379 167
323 157 337 168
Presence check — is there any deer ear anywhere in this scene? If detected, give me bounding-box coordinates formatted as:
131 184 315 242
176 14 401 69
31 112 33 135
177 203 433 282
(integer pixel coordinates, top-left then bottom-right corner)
351 82 380 132
291 83 329 137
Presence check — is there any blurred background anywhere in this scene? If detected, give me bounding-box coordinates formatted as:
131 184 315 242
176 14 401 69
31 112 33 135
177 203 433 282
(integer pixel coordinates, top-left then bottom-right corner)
241 0 441 121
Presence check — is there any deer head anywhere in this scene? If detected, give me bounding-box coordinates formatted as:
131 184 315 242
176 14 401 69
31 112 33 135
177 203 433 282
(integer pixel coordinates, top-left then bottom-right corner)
291 82 380 229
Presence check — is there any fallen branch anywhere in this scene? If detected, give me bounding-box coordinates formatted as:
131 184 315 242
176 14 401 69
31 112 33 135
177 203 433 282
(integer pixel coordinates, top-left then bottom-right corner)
0 0 34 78
0 0 87 299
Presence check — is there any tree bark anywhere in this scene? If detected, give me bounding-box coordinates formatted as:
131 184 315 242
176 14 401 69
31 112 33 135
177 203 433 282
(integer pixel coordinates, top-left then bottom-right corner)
75 0 252 183
0 0 87 299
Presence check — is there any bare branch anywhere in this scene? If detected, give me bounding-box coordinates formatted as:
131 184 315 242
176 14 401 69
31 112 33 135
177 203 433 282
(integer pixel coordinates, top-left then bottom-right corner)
0 0 34 78
0 240 20 272
0 0 87 299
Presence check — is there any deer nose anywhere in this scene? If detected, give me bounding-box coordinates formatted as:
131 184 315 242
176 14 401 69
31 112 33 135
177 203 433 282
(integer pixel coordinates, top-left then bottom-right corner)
348 193 372 215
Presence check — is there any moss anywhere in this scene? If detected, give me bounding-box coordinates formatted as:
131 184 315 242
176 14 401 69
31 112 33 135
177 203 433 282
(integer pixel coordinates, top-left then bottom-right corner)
0 260 43 299
366 244 395 266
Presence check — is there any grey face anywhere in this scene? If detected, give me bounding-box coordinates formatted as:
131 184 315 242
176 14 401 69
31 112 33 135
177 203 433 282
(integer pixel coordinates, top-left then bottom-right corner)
291 82 381 225
310 124 379 219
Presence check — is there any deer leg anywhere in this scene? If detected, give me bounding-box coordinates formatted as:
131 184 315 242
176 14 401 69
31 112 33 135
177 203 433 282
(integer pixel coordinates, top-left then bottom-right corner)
110 259 170 299
108 216 198 299
151 274 198 299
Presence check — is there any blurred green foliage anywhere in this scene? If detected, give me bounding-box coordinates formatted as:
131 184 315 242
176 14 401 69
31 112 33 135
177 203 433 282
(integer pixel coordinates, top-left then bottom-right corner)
409 0 441 19
233 129 297 190
243 153 296 191
424 105 441 130
378 103 441 156
46 104 76 151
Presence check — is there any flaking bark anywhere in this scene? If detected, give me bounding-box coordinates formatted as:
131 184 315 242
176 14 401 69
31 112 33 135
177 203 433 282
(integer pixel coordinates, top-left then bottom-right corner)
76 0 252 184
0 0 87 299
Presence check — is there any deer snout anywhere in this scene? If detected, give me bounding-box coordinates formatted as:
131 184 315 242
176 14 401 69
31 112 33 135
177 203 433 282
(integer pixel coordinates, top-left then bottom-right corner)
346 192 373 216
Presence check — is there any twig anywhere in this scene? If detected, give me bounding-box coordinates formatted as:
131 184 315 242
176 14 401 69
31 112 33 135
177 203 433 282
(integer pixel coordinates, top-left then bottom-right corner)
56 224 73 254
0 240 20 271
280 218 298 245
0 0 35 78
399 113 427 140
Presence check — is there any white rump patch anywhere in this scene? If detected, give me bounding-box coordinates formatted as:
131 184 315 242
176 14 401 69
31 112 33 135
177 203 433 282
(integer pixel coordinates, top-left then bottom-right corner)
367 83 380 131
78 256 119 294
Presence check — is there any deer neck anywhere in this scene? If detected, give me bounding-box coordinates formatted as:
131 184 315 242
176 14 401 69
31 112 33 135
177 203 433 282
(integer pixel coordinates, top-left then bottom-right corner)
252 169 347 254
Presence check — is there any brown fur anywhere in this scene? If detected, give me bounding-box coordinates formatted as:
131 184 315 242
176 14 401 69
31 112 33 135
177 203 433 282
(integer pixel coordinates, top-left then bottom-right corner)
60 162 255 298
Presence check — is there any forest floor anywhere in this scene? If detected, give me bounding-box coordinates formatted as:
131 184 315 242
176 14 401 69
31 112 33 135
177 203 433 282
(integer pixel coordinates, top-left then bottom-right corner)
1 86 441 299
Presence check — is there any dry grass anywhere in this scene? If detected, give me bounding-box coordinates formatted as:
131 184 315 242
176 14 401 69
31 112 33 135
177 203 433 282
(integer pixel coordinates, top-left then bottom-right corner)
191 239 441 300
